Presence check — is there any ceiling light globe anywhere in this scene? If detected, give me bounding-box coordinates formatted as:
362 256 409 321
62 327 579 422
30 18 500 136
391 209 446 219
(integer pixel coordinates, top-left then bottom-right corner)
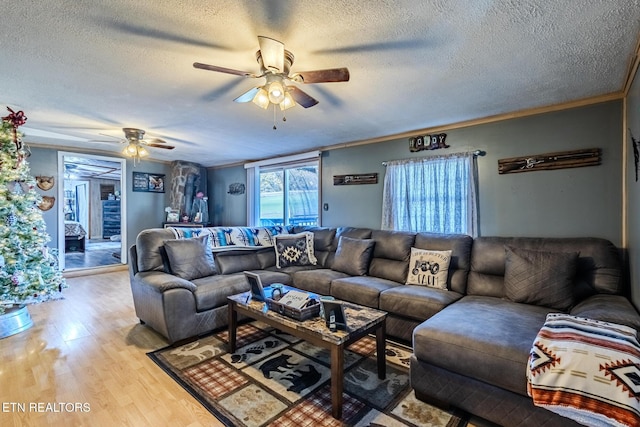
252 87 270 109
138 146 150 157
280 91 296 110
125 144 138 156
268 81 285 104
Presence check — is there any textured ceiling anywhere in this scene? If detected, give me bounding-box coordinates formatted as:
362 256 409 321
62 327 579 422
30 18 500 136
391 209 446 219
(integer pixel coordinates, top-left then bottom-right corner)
1 1 639 167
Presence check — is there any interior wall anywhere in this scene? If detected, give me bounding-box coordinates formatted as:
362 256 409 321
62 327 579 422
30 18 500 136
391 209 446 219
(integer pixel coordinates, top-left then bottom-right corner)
625 66 640 309
25 147 59 248
211 101 623 247
321 101 623 245
209 165 247 226
26 146 170 253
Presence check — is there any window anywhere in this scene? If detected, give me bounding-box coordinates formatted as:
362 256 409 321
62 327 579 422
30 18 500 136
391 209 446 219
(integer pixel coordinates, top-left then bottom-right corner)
381 152 478 236
246 152 320 227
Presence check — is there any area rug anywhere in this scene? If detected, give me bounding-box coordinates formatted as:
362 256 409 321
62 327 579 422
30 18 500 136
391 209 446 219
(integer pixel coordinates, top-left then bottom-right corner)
148 321 469 427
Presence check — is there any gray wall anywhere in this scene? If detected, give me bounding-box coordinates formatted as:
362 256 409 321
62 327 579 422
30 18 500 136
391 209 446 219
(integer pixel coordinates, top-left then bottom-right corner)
209 165 247 226
626 67 640 309
26 146 170 256
211 101 623 246
322 102 622 244
27 147 59 245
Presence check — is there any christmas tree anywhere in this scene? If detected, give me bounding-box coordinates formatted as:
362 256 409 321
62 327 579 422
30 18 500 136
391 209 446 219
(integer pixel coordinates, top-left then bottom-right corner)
0 107 66 315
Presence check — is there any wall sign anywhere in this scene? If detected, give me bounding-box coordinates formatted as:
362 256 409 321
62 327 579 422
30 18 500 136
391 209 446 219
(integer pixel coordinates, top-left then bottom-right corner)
409 133 449 152
333 173 378 185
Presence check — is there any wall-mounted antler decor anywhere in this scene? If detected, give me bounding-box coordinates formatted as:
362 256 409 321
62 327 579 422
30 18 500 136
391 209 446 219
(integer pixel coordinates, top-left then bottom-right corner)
498 148 601 174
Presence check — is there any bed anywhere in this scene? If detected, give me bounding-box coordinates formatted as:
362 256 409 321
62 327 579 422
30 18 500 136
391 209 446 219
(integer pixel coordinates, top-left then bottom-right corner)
64 221 87 252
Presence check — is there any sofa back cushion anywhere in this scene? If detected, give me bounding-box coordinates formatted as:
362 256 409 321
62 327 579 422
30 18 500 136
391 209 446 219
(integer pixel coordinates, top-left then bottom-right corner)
214 250 261 274
504 246 578 311
414 232 473 294
369 230 415 283
136 228 177 272
468 237 622 301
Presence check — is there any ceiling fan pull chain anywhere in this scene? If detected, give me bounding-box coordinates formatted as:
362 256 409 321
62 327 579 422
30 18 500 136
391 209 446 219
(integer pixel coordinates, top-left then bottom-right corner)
273 104 277 130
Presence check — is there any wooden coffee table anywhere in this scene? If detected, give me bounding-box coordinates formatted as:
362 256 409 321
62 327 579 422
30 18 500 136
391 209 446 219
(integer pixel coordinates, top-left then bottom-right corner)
227 290 387 420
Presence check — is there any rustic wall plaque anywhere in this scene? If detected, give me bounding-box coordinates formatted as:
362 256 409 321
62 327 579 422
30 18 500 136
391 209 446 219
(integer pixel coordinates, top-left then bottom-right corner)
333 173 378 185
498 148 601 174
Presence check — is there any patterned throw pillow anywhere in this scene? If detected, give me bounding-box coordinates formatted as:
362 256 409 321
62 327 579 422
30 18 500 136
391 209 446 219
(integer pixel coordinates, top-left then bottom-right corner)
504 246 578 311
406 248 452 289
163 235 217 281
274 232 317 268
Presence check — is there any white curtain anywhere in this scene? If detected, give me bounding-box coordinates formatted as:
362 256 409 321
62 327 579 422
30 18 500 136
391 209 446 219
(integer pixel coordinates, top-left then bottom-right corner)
381 152 478 236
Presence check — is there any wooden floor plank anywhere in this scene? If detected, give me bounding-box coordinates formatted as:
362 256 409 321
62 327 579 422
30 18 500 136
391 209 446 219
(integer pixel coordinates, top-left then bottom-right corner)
0 270 222 427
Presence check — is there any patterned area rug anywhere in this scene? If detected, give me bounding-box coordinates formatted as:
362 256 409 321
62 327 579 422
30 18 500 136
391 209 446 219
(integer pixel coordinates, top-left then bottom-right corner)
148 321 468 427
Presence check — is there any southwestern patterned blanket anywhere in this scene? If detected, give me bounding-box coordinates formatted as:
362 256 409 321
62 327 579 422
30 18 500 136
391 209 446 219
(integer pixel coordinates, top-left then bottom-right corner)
527 313 640 427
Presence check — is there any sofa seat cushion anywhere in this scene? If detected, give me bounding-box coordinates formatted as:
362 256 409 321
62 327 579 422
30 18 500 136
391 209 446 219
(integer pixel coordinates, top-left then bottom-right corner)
191 274 250 312
380 285 462 321
292 269 350 295
413 295 558 396
331 276 400 308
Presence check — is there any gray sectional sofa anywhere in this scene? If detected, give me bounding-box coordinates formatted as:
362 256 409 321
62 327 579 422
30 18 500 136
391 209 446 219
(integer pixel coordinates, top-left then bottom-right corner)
128 226 640 427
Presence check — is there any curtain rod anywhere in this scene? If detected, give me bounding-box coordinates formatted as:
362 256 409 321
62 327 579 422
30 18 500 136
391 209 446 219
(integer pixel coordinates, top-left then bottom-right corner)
382 150 485 166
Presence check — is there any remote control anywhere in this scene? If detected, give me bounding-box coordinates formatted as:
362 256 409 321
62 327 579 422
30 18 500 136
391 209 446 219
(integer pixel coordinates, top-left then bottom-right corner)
329 311 337 332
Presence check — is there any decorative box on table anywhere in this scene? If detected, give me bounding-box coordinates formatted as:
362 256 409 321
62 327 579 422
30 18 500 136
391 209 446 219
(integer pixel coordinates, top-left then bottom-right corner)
266 298 320 321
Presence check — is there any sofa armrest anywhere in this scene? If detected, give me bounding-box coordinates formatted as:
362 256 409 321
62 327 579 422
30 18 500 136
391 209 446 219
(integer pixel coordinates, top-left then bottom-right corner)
570 294 640 331
133 271 197 293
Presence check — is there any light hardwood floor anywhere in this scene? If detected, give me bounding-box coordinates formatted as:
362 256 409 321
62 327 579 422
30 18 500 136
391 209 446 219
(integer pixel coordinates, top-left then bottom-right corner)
0 270 224 427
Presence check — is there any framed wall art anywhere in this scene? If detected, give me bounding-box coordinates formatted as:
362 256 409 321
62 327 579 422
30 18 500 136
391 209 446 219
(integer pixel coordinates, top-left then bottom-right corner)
133 172 165 193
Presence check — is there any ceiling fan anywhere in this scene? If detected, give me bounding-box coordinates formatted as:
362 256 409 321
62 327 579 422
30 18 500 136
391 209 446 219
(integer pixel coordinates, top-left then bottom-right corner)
91 128 175 164
194 36 350 113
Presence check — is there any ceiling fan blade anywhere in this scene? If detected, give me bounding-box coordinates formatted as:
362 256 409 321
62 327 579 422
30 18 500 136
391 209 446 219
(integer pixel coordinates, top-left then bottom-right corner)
258 36 285 72
234 87 260 103
287 86 319 108
193 62 255 77
292 68 350 83
146 143 175 150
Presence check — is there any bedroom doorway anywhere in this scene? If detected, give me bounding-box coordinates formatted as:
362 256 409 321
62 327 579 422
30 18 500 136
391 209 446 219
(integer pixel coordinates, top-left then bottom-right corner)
57 152 127 271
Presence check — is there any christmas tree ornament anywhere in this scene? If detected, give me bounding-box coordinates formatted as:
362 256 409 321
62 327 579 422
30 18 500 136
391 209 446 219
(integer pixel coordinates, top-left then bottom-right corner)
6 213 17 227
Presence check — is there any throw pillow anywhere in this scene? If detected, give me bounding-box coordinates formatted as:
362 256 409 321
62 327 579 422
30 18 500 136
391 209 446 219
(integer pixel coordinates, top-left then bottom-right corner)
163 235 217 281
406 248 452 289
274 232 317 268
504 246 578 311
331 236 376 276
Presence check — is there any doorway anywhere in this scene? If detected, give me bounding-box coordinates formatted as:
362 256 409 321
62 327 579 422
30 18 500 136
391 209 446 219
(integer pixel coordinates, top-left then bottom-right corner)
57 152 127 271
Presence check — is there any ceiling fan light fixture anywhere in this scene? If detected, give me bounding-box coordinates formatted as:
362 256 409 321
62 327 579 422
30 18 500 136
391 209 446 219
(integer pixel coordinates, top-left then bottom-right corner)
252 87 270 109
280 91 296 110
267 80 285 104
124 143 138 156
138 145 149 157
